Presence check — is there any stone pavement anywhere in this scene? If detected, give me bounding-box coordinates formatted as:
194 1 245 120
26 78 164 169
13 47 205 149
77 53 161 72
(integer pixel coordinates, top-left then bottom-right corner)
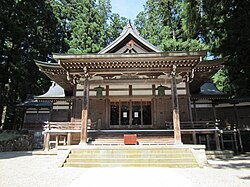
0 151 250 187
69 168 194 187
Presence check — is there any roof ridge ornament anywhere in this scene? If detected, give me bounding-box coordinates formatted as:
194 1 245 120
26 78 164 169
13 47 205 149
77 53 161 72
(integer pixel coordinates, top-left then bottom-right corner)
121 22 140 36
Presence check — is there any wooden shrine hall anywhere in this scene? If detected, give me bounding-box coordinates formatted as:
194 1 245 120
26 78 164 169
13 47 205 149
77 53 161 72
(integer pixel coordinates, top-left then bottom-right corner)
33 24 230 151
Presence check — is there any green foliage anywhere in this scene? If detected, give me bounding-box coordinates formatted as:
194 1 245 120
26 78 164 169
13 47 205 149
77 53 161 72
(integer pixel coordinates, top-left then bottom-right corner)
135 0 208 51
50 0 127 53
0 0 68 129
0 0 127 129
191 0 250 96
136 0 250 96
107 13 128 44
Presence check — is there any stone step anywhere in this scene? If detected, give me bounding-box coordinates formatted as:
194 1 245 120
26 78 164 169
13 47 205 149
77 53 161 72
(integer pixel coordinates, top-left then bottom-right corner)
62 147 199 168
68 153 194 159
63 162 198 168
70 149 192 154
206 150 234 159
66 157 196 164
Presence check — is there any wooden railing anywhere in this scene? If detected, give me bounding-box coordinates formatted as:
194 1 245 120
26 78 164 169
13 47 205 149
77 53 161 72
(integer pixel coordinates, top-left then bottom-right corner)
43 121 81 130
43 121 82 151
42 120 99 151
42 120 242 153
165 121 217 129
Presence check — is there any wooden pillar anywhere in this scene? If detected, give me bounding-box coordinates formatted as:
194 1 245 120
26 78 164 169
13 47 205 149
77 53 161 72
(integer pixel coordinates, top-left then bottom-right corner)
193 100 197 121
220 131 225 150
170 66 182 144
233 104 243 152
129 99 132 127
44 132 50 151
206 134 211 150
215 127 221 150
55 135 59 147
212 102 217 122
233 104 240 127
68 100 72 121
185 81 193 122
71 85 77 122
80 77 89 144
186 82 196 144
106 85 109 96
152 84 156 96
233 127 239 154
213 104 221 150
67 132 72 145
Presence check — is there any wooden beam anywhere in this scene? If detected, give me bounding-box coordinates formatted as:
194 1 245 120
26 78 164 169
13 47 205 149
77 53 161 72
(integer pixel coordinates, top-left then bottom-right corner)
80 78 89 144
129 85 132 96
106 85 109 96
171 66 182 144
152 84 156 96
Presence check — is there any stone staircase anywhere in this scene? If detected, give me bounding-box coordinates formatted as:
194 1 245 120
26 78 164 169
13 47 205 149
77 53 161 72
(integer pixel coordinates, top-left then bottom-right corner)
62 146 199 168
206 150 234 159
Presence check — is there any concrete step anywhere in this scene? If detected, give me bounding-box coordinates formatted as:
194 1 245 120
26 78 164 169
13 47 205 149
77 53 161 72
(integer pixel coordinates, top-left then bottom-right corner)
66 157 196 163
68 153 194 159
70 148 192 154
64 162 198 168
206 150 234 159
62 147 199 168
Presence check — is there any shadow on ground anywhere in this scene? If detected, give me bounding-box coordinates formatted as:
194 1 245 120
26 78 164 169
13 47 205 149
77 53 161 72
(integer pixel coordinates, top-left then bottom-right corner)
209 153 250 170
210 162 250 169
0 151 32 159
240 176 250 180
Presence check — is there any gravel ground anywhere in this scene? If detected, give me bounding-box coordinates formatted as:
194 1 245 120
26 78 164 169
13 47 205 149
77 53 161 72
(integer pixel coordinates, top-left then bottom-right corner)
0 151 250 187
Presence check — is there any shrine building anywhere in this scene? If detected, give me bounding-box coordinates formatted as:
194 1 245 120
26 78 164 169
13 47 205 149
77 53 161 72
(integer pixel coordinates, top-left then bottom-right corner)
18 24 249 158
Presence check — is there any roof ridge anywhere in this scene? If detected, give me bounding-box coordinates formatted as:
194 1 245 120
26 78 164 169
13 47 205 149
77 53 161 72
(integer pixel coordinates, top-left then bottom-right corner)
98 24 161 54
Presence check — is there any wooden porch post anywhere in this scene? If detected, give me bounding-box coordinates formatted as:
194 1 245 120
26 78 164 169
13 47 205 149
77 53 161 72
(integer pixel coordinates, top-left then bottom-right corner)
186 82 197 144
80 77 89 144
212 102 217 122
44 132 50 151
171 65 182 144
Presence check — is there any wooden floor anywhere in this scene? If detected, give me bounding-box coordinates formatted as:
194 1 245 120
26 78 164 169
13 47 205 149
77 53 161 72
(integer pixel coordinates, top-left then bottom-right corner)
88 133 174 145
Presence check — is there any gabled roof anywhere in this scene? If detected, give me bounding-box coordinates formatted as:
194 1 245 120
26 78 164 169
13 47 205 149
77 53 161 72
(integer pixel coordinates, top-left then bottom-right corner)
36 82 65 98
200 82 226 95
190 58 227 93
98 24 161 54
191 82 230 100
17 100 52 108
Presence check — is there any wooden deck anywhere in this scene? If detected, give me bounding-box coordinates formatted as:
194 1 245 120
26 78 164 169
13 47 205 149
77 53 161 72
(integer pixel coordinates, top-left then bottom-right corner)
42 121 242 153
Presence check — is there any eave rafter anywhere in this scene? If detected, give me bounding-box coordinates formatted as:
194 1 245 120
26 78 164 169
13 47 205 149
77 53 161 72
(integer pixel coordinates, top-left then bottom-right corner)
35 60 74 91
190 57 227 93
55 52 206 78
60 59 199 71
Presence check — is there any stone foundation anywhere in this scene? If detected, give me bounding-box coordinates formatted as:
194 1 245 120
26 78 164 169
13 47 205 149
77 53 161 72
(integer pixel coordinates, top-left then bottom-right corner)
0 130 34 152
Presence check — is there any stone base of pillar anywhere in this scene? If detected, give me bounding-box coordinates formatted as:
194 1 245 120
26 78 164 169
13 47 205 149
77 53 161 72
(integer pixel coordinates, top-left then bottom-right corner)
79 141 88 146
174 140 183 145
